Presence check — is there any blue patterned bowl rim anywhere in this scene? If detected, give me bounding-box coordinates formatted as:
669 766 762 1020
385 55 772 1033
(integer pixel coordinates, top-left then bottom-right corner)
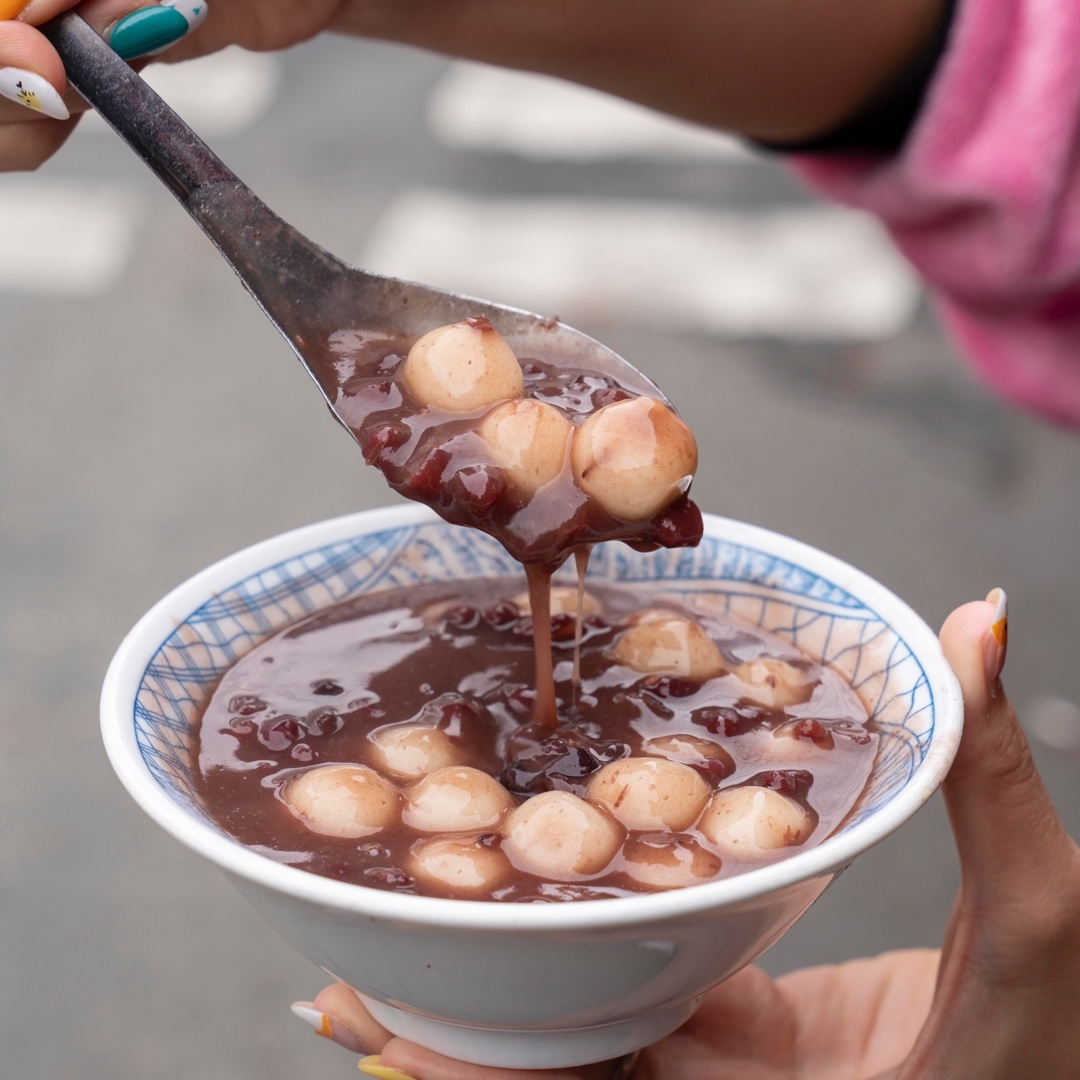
101 505 963 931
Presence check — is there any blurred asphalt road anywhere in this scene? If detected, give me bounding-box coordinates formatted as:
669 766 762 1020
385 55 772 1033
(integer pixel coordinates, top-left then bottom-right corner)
2 34 1078 1080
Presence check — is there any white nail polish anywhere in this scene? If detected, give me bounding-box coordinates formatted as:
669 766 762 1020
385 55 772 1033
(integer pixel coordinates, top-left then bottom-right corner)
0 67 69 120
163 0 210 33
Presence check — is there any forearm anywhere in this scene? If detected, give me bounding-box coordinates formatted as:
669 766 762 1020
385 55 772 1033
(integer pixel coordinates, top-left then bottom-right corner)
333 0 949 142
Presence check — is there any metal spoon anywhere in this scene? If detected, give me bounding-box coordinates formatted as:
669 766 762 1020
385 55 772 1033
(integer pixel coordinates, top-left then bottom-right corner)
42 13 669 420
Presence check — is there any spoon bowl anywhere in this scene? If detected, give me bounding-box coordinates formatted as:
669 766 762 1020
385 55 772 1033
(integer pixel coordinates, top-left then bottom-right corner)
43 14 670 430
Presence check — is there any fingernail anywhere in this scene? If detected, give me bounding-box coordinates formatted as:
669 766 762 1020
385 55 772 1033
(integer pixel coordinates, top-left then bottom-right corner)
291 1001 368 1054
0 0 30 21
105 0 208 62
984 587 1008 683
358 1056 418 1080
0 67 68 119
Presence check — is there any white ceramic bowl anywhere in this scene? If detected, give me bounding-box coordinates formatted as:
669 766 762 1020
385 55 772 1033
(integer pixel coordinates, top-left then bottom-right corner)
101 505 962 1069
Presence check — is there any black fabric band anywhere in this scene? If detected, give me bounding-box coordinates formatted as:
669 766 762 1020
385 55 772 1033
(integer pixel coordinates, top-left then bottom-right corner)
760 0 958 154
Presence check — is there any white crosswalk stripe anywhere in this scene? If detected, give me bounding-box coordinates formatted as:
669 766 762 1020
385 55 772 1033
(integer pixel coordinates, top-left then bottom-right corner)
429 62 754 161
360 190 919 340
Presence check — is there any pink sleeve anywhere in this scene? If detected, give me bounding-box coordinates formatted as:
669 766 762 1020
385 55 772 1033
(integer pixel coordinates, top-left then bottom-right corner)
790 0 1080 427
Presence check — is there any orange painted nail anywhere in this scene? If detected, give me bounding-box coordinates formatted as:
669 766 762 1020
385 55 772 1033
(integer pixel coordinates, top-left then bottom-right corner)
984 587 1008 683
0 0 31 21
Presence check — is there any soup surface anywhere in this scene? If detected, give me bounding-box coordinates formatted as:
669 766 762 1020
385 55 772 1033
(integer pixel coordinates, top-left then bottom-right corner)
196 579 877 902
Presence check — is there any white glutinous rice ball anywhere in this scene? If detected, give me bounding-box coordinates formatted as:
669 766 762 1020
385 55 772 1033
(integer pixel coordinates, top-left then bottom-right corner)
403 766 516 833
586 757 710 832
502 790 624 878
611 615 724 681
729 657 816 709
402 316 524 412
697 786 814 859
368 724 466 781
407 835 511 897
284 764 400 838
476 398 572 496
570 396 697 520
644 734 734 776
621 834 723 891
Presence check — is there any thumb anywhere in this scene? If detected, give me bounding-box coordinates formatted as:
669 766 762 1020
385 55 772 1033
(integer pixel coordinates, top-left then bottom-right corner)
938 590 1070 907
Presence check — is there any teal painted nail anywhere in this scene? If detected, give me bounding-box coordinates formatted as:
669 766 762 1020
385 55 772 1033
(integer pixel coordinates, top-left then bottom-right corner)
107 6 190 62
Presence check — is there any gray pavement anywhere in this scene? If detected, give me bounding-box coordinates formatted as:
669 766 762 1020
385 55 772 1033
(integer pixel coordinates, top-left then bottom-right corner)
2 34 1079 1080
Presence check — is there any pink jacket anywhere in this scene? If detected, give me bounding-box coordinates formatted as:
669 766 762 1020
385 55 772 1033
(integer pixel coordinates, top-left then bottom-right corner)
793 0 1080 427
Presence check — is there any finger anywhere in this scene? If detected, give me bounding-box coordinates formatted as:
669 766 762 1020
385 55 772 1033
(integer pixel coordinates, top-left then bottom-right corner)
0 17 68 118
305 983 616 1080
29 0 209 65
291 1001 370 1055
3 0 206 128
13 0 79 25
938 593 1075 908
20 0 156 46
79 0 204 63
0 4 153 126
302 987 625 1079
301 982 395 1056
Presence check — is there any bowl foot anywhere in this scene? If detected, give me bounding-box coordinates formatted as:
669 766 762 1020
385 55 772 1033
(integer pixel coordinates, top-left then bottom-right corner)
361 993 704 1070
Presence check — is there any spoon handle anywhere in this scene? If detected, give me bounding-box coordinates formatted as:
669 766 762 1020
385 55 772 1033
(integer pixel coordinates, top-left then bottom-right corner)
42 13 362 388
43 12 235 200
